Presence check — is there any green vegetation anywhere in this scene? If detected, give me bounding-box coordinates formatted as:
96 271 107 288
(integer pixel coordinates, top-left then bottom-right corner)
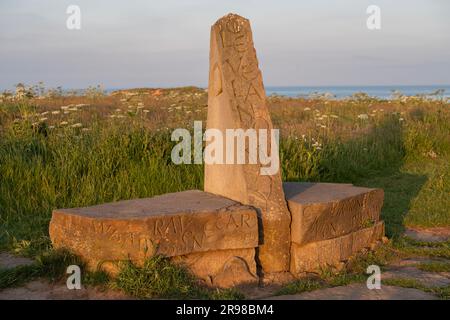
0 264 40 289
276 278 325 295
417 261 450 273
1 86 449 297
383 277 450 300
113 255 204 299
0 249 81 289
394 238 450 259
383 277 424 290
113 255 244 299
276 243 396 296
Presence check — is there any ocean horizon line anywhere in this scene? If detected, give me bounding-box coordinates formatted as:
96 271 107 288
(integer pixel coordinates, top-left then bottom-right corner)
2 84 450 99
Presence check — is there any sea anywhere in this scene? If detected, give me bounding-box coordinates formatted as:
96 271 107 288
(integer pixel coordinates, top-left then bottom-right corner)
103 85 450 100
4 85 447 100
264 85 450 99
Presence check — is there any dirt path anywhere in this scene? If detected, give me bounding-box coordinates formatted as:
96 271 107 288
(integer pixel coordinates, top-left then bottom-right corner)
0 279 129 300
404 227 450 243
269 283 437 300
0 253 34 269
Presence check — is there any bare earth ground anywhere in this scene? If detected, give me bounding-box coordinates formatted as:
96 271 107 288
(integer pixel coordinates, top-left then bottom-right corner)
0 253 34 269
269 284 437 300
404 227 450 243
0 279 129 300
1 229 449 300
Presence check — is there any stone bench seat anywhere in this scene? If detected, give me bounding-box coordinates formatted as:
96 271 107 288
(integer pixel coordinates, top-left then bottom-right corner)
283 182 385 274
290 221 385 273
49 190 259 287
284 182 384 245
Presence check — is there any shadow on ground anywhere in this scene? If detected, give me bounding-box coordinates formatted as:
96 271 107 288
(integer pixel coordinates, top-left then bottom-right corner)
282 117 428 239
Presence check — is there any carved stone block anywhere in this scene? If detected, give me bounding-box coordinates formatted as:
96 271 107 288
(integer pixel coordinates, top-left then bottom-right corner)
284 182 384 245
49 190 259 286
205 13 291 273
290 221 385 274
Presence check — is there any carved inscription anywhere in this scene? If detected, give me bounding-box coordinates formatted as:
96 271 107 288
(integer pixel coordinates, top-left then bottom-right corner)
296 192 381 244
54 210 258 259
205 14 291 272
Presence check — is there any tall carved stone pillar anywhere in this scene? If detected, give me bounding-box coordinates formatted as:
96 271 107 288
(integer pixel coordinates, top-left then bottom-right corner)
204 14 291 274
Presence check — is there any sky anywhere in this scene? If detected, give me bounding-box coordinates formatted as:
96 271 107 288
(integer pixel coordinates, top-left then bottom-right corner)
1 0 449 90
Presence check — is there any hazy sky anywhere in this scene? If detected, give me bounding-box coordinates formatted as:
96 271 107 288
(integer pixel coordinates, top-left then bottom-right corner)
1 0 449 90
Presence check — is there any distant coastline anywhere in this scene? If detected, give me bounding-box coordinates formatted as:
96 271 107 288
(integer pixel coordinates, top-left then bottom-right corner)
264 85 450 99
105 85 450 99
2 85 449 100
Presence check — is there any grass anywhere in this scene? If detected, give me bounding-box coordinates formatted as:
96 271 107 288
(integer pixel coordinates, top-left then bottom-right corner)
1 86 449 297
393 237 450 259
276 242 450 299
0 264 41 289
276 278 325 295
383 277 425 290
383 277 450 300
276 243 397 296
112 255 244 299
0 249 82 289
113 255 204 299
417 261 450 273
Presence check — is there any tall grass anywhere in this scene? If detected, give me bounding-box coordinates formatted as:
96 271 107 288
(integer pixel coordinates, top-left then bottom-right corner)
0 92 449 256
0 111 203 255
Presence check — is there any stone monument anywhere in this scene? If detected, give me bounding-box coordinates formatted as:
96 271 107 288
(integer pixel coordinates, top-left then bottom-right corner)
204 14 291 274
49 13 386 288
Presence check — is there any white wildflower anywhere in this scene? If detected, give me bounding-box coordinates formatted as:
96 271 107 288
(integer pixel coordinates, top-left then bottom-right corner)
357 114 369 120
